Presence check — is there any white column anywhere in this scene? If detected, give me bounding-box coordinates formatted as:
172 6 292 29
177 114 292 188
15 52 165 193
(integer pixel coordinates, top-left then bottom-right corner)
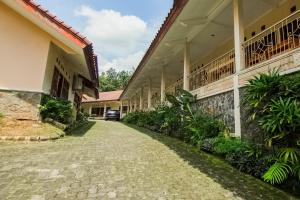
104 103 107 118
140 87 144 111
134 95 137 112
233 0 244 137
147 78 152 110
120 101 123 118
129 99 132 113
160 66 166 103
183 38 191 91
88 106 92 115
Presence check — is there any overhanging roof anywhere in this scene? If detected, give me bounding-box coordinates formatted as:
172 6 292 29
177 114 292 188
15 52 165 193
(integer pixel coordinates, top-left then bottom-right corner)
120 0 285 99
120 0 188 99
3 0 99 88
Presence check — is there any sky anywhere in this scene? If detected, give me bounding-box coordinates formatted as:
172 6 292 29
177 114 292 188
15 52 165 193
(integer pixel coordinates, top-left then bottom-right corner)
35 0 173 72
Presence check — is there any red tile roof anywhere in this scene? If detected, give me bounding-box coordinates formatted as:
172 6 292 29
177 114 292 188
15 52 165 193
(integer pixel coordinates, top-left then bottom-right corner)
20 0 91 46
82 90 123 103
18 0 99 87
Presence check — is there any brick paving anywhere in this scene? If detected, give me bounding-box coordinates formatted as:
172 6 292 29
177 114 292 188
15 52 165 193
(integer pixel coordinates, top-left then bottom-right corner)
0 121 296 200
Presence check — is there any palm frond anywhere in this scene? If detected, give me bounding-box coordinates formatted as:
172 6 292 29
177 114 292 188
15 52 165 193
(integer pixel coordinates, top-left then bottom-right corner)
263 162 292 184
278 148 299 164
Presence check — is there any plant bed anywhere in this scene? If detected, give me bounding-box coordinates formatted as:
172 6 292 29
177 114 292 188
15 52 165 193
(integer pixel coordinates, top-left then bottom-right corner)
122 82 300 197
0 118 65 141
123 123 298 199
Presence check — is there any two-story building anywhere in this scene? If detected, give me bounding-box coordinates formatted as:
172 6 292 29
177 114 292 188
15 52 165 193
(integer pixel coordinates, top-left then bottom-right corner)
120 0 300 140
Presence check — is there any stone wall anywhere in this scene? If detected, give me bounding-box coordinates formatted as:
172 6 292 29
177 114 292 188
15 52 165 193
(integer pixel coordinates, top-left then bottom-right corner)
0 90 42 121
239 88 264 144
195 90 235 132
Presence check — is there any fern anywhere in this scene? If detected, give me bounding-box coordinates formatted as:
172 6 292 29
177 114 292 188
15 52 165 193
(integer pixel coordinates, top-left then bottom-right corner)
295 165 300 181
278 148 299 164
263 162 292 184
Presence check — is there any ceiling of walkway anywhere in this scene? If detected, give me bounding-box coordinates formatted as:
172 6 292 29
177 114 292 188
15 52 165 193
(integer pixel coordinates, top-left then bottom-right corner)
122 0 285 99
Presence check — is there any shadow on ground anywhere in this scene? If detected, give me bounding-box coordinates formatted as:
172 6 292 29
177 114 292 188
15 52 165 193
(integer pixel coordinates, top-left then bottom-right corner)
124 123 297 200
68 121 96 137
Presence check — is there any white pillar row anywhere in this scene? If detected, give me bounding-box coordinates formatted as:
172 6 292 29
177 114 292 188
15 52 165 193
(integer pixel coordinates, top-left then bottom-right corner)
160 66 166 103
134 95 137 112
140 87 144 111
129 99 132 113
104 103 107 118
120 101 123 118
233 0 244 138
88 106 92 115
183 38 191 91
147 78 152 110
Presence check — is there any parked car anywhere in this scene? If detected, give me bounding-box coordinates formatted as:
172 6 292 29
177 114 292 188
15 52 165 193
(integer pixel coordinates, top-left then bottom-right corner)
105 110 120 121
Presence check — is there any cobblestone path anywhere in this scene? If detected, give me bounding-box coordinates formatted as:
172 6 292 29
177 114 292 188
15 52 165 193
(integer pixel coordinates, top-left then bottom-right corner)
0 121 297 200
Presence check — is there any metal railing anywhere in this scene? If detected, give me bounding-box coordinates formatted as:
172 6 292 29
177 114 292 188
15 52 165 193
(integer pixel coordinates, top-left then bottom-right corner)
188 49 235 91
166 78 183 96
244 10 300 68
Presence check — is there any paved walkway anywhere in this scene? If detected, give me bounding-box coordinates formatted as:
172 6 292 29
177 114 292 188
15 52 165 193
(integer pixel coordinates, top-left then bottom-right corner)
0 121 297 200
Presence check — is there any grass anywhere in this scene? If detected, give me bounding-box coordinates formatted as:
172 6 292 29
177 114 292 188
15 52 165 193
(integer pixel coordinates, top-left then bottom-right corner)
0 117 64 137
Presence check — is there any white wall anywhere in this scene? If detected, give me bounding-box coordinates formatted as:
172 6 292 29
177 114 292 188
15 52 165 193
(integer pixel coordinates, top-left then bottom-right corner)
42 43 76 102
0 2 50 92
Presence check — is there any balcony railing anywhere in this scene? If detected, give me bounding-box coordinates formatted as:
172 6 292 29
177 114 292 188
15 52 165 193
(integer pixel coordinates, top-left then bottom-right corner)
244 10 300 68
188 49 235 90
167 11 300 94
166 78 183 96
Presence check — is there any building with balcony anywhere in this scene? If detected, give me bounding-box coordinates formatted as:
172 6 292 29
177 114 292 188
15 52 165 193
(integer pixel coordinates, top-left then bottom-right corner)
120 0 300 139
0 0 99 121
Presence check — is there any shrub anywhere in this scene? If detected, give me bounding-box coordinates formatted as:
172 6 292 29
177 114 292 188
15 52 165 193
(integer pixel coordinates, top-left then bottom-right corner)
76 111 89 122
213 137 249 156
200 138 219 153
244 71 300 184
123 90 226 142
225 151 271 178
40 95 73 124
185 111 225 145
122 112 140 124
156 104 181 135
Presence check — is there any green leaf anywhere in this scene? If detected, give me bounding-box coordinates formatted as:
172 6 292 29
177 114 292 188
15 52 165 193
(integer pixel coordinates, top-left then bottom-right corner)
278 148 299 164
263 162 292 184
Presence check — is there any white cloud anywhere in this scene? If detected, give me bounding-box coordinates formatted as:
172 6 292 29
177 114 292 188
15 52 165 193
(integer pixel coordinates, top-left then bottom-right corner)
75 6 154 72
100 51 145 72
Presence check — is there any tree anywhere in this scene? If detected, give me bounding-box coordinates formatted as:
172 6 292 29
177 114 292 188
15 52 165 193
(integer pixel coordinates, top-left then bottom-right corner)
99 68 133 92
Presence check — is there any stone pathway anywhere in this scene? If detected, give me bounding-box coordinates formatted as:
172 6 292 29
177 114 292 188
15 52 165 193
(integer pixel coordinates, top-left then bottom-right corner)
0 121 297 200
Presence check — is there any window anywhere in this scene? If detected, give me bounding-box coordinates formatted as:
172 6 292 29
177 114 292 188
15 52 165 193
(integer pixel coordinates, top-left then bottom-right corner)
51 67 70 100
122 106 128 112
251 31 256 37
91 108 100 115
261 25 266 31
